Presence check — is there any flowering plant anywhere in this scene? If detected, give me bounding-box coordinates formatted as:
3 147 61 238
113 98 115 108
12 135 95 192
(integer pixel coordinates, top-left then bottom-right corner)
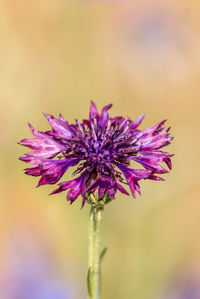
19 102 173 298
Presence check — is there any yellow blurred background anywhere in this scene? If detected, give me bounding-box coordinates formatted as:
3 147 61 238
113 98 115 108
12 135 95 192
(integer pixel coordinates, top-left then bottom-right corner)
1 0 200 298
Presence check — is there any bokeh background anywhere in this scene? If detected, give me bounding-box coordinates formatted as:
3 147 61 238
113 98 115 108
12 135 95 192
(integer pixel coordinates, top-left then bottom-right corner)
1 0 200 298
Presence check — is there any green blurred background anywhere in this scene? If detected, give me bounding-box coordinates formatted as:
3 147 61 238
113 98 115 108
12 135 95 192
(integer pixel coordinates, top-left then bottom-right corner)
1 0 200 298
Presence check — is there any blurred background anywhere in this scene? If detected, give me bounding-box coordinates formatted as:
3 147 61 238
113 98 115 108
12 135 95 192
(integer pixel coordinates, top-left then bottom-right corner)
0 0 200 298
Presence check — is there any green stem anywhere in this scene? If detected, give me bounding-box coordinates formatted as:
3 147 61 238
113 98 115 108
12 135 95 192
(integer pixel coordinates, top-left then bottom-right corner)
88 205 103 299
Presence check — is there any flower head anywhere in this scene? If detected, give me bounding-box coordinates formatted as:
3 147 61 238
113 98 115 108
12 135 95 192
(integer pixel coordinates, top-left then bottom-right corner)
19 102 173 207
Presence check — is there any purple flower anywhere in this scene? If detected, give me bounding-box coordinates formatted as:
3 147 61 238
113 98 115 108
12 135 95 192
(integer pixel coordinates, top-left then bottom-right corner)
19 102 173 207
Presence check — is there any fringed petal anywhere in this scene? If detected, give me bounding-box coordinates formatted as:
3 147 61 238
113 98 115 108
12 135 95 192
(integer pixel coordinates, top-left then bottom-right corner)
51 171 88 207
43 113 72 140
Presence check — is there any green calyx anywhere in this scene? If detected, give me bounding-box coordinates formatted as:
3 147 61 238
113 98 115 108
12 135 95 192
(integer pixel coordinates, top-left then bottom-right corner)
86 192 113 208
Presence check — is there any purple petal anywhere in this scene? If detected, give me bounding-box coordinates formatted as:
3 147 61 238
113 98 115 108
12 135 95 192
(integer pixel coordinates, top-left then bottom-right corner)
115 163 151 179
98 186 105 199
132 156 169 174
140 136 172 151
100 104 112 116
108 188 115 198
51 171 88 206
98 104 112 128
136 120 167 140
134 181 141 196
24 166 41 176
165 158 172 170
90 101 99 120
43 113 72 140
19 124 66 161
139 149 173 158
111 116 124 125
114 162 151 197
19 150 58 163
37 159 79 186
148 175 165 181
86 179 101 193
130 114 145 130
59 113 69 125
114 181 129 196
86 176 129 199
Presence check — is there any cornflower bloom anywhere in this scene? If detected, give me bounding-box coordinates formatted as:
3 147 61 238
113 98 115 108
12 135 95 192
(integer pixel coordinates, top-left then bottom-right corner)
19 102 172 207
